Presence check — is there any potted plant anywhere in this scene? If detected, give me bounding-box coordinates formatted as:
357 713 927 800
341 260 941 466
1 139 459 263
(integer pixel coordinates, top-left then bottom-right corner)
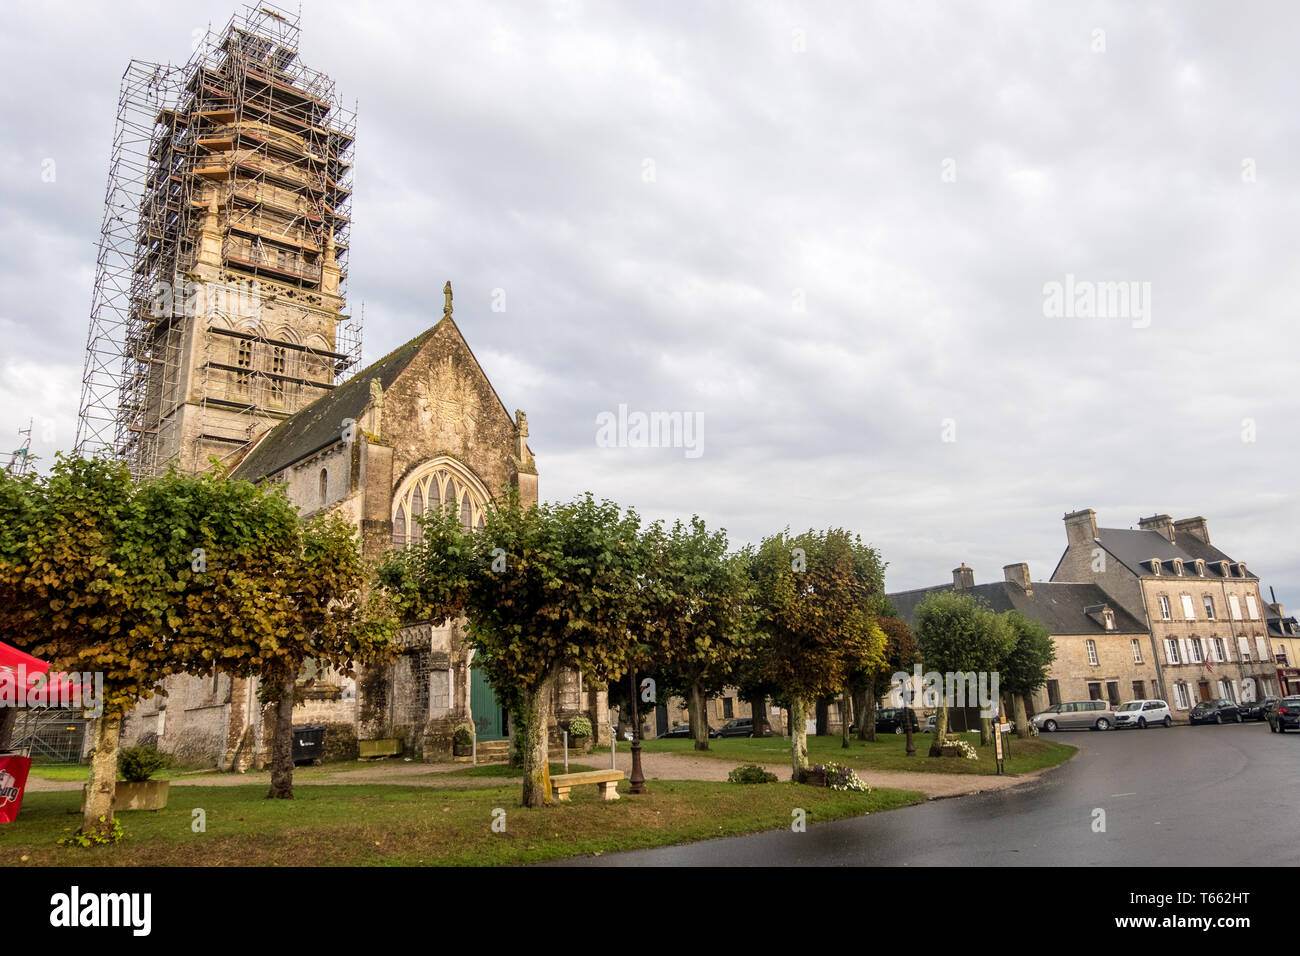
112 744 172 810
567 715 592 753
452 722 474 757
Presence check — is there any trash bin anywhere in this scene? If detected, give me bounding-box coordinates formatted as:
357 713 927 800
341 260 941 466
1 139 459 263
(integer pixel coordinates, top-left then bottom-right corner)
292 723 326 765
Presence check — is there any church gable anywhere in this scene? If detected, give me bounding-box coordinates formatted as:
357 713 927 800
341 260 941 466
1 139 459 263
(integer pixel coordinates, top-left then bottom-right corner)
383 315 533 502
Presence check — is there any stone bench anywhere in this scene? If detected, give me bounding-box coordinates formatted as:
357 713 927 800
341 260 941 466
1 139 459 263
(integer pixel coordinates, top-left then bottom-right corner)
551 769 624 802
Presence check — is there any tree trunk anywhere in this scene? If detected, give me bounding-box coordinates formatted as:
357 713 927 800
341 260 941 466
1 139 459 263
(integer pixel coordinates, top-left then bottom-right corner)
82 714 121 836
789 695 809 778
268 670 297 799
0 707 17 752
840 685 852 748
928 703 949 757
1014 694 1030 740
979 714 993 746
815 698 828 736
902 704 916 756
752 696 768 738
688 680 709 751
865 674 878 741
853 686 870 741
520 670 556 807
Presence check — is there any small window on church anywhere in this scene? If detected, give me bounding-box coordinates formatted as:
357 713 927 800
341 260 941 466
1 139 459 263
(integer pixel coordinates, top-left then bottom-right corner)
319 468 328 506
234 338 253 395
410 485 423 518
270 346 286 402
460 491 472 530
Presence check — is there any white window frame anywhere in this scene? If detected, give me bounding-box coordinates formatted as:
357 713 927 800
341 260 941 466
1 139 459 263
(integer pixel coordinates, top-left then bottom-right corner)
1255 636 1270 661
1159 595 1172 620
1202 595 1216 620
1210 637 1224 663
1165 639 1181 664
1246 594 1260 620
1181 594 1196 621
1187 637 1203 664
1086 639 1099 666
1229 594 1243 620
1173 683 1190 710
1238 636 1252 661
1131 639 1143 664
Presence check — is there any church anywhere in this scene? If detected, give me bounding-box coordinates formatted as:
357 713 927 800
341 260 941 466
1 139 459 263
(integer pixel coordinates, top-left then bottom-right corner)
105 8 609 767
122 285 611 767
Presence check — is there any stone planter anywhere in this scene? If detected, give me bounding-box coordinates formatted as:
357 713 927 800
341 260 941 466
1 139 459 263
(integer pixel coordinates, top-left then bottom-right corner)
798 768 827 787
940 746 962 758
452 740 472 757
568 736 590 754
85 779 170 811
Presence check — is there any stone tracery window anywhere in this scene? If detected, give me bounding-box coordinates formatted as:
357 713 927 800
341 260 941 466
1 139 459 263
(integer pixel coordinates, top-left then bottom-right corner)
391 457 489 548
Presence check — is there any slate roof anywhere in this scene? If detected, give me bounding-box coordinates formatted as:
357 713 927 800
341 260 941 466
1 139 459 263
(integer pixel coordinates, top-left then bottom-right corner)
230 325 436 484
1090 528 1252 579
888 579 1148 637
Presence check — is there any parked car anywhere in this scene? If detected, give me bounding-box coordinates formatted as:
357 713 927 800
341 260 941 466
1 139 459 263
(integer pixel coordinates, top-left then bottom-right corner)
923 714 936 733
658 723 720 739
1239 696 1279 722
1113 699 1173 729
849 708 921 735
1189 699 1242 724
1031 699 1115 732
715 717 774 738
1266 696 1300 733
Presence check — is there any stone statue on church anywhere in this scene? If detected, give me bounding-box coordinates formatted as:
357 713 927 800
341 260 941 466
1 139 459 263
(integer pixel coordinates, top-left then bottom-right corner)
443 281 453 318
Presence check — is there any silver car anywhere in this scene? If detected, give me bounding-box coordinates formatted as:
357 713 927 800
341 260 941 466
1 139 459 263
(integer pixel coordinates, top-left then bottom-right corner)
1032 699 1114 732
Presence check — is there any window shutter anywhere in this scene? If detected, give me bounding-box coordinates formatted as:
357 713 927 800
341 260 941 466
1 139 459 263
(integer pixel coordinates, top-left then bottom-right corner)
1238 636 1251 660
1256 636 1269 660
1181 638 1191 662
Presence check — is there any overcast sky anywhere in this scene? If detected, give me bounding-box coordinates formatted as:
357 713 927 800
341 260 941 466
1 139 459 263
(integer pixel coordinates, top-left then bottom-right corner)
2 1 1297 607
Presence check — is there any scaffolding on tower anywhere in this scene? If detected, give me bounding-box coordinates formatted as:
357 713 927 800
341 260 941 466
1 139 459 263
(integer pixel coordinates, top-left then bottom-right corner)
75 4 361 478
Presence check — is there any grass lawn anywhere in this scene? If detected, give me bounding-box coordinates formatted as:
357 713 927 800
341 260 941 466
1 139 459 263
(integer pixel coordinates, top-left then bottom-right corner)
633 733 1076 776
1 779 925 866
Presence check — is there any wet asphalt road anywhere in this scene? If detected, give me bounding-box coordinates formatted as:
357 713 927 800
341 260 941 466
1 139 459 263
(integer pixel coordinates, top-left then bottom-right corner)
557 721 1300 866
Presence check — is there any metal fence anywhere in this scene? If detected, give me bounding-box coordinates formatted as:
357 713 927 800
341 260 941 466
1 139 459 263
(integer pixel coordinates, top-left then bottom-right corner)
10 709 88 763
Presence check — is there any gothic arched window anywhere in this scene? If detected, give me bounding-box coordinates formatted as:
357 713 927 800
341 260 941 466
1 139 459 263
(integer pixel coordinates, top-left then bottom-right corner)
391 457 490 548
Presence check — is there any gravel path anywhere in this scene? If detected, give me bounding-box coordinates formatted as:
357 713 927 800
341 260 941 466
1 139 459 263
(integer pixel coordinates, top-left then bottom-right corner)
25 749 1054 798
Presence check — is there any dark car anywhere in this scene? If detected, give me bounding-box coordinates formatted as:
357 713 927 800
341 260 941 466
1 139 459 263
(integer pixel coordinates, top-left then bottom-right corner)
1266 697 1300 733
850 708 921 735
1189 699 1242 725
658 723 720 739
1239 696 1279 722
715 717 774 738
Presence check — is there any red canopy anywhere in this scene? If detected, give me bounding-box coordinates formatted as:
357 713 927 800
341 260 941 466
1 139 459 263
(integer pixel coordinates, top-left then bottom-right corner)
0 642 49 676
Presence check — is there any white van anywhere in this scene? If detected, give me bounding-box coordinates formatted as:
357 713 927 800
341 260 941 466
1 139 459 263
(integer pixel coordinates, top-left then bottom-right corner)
1031 699 1114 732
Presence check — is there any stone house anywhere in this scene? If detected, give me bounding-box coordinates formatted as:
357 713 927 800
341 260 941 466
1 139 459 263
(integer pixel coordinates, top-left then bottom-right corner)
1050 510 1280 715
121 300 610 766
1264 598 1300 696
889 562 1159 718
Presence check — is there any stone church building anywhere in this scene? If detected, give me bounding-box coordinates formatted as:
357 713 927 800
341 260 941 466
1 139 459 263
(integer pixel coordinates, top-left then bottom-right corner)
121 292 610 767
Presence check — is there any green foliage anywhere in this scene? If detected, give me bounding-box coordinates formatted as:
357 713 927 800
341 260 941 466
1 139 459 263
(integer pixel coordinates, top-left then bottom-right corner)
727 763 778 784
567 715 592 738
749 528 887 701
914 590 1016 675
117 744 172 782
57 816 126 847
453 722 474 746
998 610 1057 696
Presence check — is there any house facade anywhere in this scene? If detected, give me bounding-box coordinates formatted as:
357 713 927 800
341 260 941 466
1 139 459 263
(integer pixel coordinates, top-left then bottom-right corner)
1051 510 1279 715
889 562 1160 717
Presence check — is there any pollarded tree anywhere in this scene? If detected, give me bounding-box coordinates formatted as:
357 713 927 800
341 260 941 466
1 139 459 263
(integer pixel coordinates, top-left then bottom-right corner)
638 518 754 751
998 610 1056 739
381 492 648 807
852 615 918 742
914 590 1015 756
751 528 883 778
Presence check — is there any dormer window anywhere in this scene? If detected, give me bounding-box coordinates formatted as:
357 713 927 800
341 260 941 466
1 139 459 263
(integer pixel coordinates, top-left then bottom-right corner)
1218 560 1231 577
1235 562 1248 578
1150 559 1162 576
1172 558 1184 576
1194 559 1206 576
1103 609 1115 630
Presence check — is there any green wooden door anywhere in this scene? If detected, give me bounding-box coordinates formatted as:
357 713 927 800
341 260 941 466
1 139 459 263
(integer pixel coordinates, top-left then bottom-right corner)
470 666 507 741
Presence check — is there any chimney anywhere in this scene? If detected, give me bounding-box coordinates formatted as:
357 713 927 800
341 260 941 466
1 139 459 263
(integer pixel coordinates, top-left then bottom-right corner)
952 563 974 590
1004 562 1032 594
1173 516 1210 544
1064 509 1098 548
1138 514 1176 542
